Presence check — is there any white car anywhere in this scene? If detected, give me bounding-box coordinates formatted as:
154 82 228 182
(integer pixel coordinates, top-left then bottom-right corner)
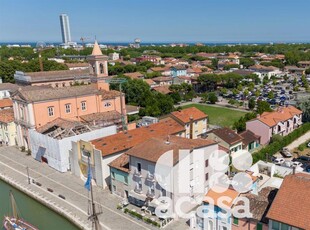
273 158 285 165
292 162 303 168
307 142 310 148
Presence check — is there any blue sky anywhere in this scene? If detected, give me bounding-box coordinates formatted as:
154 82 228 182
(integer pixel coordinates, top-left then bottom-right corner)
1 0 310 43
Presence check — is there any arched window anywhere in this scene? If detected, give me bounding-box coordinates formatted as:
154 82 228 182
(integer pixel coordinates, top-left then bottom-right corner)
100 63 104 74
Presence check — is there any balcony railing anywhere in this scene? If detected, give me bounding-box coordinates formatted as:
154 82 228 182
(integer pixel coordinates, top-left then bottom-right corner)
134 169 142 177
134 187 143 194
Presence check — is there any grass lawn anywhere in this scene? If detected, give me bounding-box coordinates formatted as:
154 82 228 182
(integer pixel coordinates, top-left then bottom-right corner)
182 104 248 128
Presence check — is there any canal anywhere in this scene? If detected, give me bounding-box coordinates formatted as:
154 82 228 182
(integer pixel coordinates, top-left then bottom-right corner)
0 179 80 230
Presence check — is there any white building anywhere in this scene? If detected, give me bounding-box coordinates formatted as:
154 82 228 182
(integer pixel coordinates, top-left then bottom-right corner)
59 14 72 44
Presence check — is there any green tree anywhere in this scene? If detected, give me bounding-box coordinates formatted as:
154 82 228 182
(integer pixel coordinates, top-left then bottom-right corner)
240 58 255 68
257 101 272 114
208 92 218 104
268 91 275 99
248 98 256 110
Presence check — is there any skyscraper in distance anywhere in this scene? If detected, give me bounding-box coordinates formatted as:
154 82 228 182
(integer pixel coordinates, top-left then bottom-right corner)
59 14 71 44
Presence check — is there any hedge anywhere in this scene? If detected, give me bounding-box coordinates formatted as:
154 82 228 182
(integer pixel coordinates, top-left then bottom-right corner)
253 122 310 163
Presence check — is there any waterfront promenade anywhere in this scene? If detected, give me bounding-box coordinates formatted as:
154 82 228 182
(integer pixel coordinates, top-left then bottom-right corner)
0 146 189 230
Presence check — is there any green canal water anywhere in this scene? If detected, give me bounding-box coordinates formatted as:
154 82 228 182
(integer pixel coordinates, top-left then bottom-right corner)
0 179 80 230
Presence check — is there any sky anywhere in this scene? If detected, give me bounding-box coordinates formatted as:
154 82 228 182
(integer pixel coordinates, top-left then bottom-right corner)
1 0 310 43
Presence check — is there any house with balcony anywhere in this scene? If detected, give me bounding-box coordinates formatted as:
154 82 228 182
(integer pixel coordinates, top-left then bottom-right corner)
246 106 302 145
170 107 208 139
206 127 243 153
125 136 218 216
267 173 310 230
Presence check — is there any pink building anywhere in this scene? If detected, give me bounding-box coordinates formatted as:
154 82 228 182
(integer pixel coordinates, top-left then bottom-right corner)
12 41 126 150
246 106 302 145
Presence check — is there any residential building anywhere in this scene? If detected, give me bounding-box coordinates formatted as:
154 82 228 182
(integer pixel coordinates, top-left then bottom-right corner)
246 106 302 145
147 67 171 76
122 136 218 215
239 130 260 152
207 127 243 153
0 109 17 146
0 83 19 99
123 72 144 80
0 98 13 110
70 117 186 188
267 173 310 230
152 76 173 86
284 66 306 76
170 107 208 139
297 61 310 68
135 55 162 65
248 65 283 80
109 52 120 61
173 76 192 85
152 85 172 95
170 66 187 78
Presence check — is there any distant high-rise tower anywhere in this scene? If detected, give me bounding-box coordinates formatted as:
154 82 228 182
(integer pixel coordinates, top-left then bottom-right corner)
59 14 71 44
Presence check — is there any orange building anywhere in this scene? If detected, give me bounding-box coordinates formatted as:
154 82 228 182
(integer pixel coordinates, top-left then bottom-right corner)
12 41 126 149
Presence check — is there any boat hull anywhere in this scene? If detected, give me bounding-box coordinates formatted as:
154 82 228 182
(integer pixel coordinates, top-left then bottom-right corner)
3 216 39 230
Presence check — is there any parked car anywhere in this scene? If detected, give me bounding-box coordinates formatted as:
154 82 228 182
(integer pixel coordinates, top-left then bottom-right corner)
280 148 293 158
273 158 285 165
292 162 303 168
307 142 310 148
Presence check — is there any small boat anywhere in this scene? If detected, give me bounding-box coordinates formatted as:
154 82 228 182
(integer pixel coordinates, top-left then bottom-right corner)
3 191 39 230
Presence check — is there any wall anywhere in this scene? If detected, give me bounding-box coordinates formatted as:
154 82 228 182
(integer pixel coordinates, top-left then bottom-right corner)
110 168 129 198
29 125 116 172
246 120 271 145
232 219 268 230
0 122 17 146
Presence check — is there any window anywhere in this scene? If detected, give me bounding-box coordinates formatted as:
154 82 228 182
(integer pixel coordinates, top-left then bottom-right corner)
48 106 54 117
205 159 209 167
137 163 141 172
20 107 24 120
281 224 289 230
112 172 115 178
81 101 87 111
272 221 280 230
104 101 112 107
65 104 71 113
256 223 263 230
205 173 209 181
195 121 198 126
287 121 289 127
233 217 239 225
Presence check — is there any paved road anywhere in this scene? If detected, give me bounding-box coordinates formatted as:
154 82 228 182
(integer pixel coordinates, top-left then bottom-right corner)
286 130 310 150
0 146 191 230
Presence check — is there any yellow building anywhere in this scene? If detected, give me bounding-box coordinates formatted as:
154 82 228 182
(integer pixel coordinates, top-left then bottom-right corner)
0 109 17 146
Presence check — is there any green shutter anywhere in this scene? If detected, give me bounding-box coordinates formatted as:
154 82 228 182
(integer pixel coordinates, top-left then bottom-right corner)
233 217 238 225
257 223 263 230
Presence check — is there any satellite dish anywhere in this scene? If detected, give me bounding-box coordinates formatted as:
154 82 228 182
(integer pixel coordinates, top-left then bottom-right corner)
36 41 46 49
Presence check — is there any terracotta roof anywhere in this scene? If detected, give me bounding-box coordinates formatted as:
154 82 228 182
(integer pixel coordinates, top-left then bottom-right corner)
91 41 103 56
204 187 239 208
0 83 19 91
144 79 156 86
152 85 171 95
126 135 216 164
256 106 302 127
23 69 90 82
36 117 85 133
0 99 13 108
152 76 173 82
12 84 119 102
171 65 187 70
267 173 310 229
0 108 14 123
109 153 129 173
91 117 185 157
236 187 278 223
171 107 207 124
124 72 144 79
240 130 260 146
150 67 169 72
210 127 243 145
65 63 89 68
80 111 121 123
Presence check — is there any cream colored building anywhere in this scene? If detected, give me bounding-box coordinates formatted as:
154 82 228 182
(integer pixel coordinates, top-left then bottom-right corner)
0 109 17 146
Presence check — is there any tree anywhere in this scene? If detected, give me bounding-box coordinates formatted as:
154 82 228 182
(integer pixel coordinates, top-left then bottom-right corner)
268 91 275 99
240 58 255 68
257 101 272 114
233 112 257 132
208 92 218 104
248 98 256 110
298 100 310 122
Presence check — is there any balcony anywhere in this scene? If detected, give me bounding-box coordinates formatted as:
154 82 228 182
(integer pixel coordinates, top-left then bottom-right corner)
134 187 143 194
146 173 156 181
146 191 155 198
134 169 142 177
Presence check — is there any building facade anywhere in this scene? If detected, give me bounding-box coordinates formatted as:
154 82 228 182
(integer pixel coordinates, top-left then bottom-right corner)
59 14 71 44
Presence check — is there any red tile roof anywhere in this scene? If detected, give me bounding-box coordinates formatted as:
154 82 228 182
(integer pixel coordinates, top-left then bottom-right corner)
91 117 185 157
152 85 171 95
171 107 207 124
257 106 302 127
267 173 310 229
126 135 216 164
0 108 14 123
210 127 243 145
109 153 129 173
0 98 13 108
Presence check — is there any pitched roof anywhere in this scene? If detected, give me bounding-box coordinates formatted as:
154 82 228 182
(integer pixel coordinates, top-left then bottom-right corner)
267 173 310 229
0 108 14 123
144 79 156 86
171 107 207 124
91 41 103 56
256 106 302 127
12 84 119 102
0 83 19 91
124 72 144 79
109 153 129 173
152 76 173 82
152 85 171 95
91 117 185 157
126 135 216 164
204 187 239 208
210 127 243 145
0 98 13 108
240 130 260 146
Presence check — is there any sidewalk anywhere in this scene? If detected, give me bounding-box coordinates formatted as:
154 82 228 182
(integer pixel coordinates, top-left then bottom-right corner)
286 130 310 150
